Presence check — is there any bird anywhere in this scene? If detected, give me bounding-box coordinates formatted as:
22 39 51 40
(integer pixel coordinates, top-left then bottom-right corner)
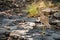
38 11 51 29
38 11 51 35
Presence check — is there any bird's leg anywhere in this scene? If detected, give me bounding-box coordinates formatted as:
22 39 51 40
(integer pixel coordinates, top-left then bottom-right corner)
41 26 46 36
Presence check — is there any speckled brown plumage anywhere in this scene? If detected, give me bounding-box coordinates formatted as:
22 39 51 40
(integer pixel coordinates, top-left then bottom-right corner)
39 11 51 28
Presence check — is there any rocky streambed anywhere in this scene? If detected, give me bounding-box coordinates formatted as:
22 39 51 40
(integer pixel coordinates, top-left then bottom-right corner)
0 11 60 40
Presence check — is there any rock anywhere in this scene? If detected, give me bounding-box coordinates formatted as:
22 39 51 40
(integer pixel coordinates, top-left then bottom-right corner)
49 19 60 25
8 35 27 40
0 13 6 18
36 24 45 28
18 22 34 30
4 26 17 30
54 12 60 19
52 20 60 28
42 8 59 13
52 33 60 39
2 19 16 24
9 30 28 40
25 22 35 27
2 19 17 26
51 20 60 23
0 28 10 40
0 28 9 34
51 18 60 29
17 13 24 16
24 17 36 22
8 15 20 19
10 30 28 36
46 36 55 40
19 37 27 40
42 8 51 12
57 22 60 26
0 13 7 22
25 26 33 30
50 19 60 29
18 24 33 30
27 38 33 40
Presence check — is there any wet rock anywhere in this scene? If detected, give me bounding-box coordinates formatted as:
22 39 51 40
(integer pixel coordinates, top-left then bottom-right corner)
25 18 36 22
27 38 33 40
0 28 9 34
0 13 6 18
19 37 27 40
2 19 16 23
32 35 42 40
4 26 17 30
42 8 59 13
2 19 16 26
18 22 34 30
18 25 33 30
52 33 60 40
8 36 27 40
46 36 55 40
54 12 60 20
0 13 7 22
49 19 60 25
25 22 35 27
57 22 60 26
49 19 60 29
0 28 10 40
42 8 52 12
10 30 28 37
12 20 25 25
17 13 24 17
51 20 60 23
36 24 45 28
8 15 20 19
6 23 16 26
8 30 28 40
